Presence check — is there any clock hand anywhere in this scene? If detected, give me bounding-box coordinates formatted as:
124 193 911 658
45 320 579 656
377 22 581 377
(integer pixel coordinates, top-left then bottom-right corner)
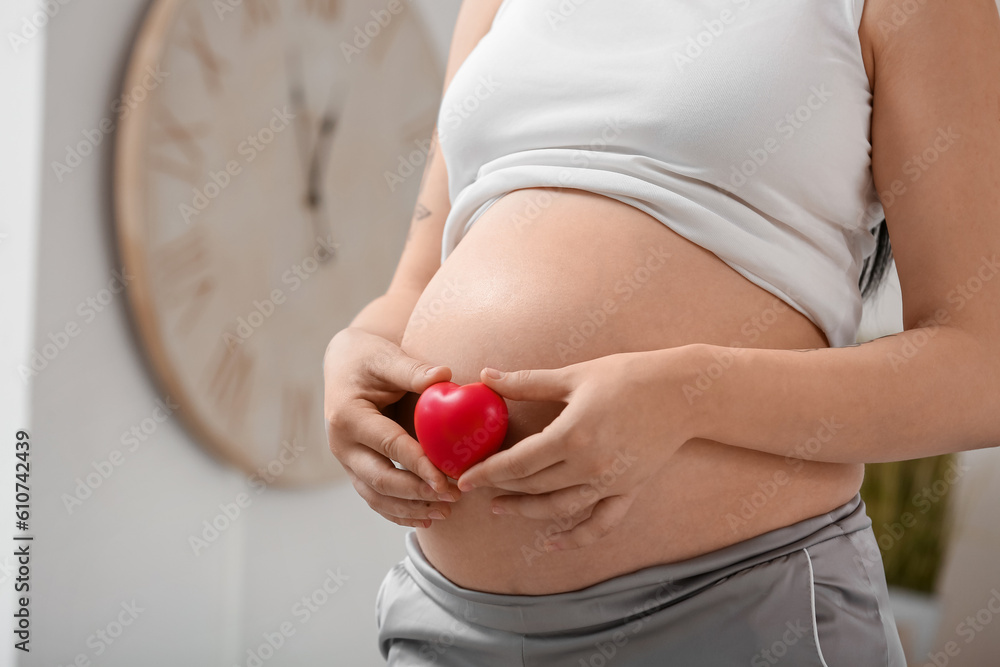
283 47 314 180
284 44 337 262
306 114 336 210
304 96 341 263
304 113 336 262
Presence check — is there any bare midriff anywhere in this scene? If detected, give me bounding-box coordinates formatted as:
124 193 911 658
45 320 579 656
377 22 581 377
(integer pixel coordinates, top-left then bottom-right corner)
396 187 863 595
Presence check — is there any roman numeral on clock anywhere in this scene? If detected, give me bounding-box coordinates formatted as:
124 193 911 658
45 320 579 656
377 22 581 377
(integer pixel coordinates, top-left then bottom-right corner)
151 225 215 336
205 340 255 432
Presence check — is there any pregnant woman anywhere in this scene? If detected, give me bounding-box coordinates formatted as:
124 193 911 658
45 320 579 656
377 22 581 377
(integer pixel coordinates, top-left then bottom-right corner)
324 0 1000 664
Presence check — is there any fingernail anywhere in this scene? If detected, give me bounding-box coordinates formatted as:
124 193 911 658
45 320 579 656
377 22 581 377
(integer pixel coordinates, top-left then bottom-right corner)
429 510 446 520
543 541 562 552
425 366 441 376
483 368 504 380
458 480 475 492
491 505 507 515
438 492 457 502
421 520 432 528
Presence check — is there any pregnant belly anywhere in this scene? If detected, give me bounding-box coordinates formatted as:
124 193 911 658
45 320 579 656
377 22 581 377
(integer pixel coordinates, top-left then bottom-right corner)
397 187 863 595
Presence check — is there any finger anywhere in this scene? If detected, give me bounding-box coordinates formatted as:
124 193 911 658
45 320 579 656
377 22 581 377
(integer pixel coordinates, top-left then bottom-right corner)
490 484 599 520
542 494 633 551
474 461 576 494
346 470 453 522
341 440 458 501
348 405 454 495
457 420 571 491
366 345 452 394
480 366 574 402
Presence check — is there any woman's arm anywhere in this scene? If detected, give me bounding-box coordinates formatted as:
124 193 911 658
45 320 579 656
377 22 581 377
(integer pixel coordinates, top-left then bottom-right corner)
681 0 1000 464
323 0 509 518
330 0 506 424
334 0 509 344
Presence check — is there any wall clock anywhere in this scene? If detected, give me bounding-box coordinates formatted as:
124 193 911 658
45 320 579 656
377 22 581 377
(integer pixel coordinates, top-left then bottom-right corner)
114 0 441 485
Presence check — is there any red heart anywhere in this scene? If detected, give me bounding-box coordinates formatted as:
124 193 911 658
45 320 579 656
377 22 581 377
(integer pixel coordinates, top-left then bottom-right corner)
414 382 509 478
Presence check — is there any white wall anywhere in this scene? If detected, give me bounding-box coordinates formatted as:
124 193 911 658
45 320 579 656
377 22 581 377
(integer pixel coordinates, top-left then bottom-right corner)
927 447 1000 665
0 1 47 666
12 1 458 666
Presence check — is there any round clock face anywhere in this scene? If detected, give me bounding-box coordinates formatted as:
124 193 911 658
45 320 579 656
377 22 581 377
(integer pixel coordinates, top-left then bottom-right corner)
115 0 441 485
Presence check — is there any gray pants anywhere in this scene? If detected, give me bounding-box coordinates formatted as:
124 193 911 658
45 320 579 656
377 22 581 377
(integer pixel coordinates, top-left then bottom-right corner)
376 494 907 666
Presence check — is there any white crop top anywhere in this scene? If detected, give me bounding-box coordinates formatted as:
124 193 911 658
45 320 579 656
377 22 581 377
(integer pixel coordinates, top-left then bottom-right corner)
437 0 885 348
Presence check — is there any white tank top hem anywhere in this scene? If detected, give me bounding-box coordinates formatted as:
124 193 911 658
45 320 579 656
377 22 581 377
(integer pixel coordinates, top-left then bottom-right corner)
437 0 884 349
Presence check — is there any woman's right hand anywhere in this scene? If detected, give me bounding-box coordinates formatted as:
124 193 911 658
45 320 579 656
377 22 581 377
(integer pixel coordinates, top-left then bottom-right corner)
324 326 460 528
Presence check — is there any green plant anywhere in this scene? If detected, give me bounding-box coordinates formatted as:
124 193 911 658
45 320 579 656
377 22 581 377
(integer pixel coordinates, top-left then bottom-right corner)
860 454 955 593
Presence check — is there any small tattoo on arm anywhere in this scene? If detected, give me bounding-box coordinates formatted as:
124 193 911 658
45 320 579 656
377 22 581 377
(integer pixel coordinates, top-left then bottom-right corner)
405 128 438 244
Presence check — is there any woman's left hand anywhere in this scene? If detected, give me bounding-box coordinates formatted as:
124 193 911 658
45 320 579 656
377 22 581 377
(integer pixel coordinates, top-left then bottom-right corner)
456 346 700 552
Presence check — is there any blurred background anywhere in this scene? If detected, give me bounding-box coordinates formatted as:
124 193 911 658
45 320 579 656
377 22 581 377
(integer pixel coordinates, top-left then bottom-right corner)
1 0 998 665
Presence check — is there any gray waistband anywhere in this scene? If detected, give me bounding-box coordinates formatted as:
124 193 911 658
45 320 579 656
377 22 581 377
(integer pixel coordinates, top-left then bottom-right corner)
401 494 868 634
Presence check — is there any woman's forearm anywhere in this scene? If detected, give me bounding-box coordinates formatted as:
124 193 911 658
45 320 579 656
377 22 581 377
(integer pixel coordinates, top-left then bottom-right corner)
326 288 426 423
345 288 423 346
677 325 1000 464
